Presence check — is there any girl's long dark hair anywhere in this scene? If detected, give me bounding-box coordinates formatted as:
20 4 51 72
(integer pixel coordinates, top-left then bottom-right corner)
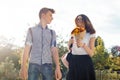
75 14 96 34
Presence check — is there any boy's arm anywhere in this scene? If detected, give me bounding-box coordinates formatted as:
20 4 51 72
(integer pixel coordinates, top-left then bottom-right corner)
51 47 62 80
20 45 31 79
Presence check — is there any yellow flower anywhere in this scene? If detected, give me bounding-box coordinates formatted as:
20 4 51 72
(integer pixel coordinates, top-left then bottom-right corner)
71 27 85 36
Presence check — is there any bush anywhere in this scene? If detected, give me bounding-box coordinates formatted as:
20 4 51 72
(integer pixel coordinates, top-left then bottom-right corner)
0 57 19 80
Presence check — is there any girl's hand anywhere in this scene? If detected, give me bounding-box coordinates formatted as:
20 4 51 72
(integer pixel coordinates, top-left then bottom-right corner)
69 37 74 44
68 37 74 50
76 39 84 47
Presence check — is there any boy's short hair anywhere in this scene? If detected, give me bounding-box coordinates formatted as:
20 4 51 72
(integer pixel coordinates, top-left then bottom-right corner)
39 7 55 19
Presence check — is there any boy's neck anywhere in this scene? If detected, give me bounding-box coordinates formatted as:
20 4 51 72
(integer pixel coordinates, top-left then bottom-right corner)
40 20 47 29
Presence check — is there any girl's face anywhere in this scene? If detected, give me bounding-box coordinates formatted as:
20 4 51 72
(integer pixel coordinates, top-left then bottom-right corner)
76 16 85 28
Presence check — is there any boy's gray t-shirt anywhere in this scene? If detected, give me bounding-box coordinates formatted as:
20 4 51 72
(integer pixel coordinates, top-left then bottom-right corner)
25 24 57 65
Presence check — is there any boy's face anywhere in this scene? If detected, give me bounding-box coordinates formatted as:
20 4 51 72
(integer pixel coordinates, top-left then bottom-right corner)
43 11 53 24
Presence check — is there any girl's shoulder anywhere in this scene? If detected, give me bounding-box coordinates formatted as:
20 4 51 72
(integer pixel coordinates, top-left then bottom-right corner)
86 33 96 38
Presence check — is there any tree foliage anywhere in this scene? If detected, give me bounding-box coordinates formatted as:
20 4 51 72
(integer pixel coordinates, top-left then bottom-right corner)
110 46 120 71
0 57 19 80
0 37 22 79
111 46 120 57
92 36 109 70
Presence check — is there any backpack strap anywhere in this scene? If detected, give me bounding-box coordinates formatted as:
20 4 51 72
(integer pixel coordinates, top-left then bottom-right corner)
29 28 33 42
50 30 53 46
28 28 33 55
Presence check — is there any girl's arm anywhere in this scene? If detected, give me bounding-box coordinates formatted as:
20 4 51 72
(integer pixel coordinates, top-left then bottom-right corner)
82 37 95 57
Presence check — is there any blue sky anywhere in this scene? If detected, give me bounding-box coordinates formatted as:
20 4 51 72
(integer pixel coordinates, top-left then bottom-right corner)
0 0 120 49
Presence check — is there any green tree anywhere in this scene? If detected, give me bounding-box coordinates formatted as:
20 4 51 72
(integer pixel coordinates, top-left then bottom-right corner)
92 36 109 70
110 46 120 71
111 46 120 57
0 57 19 80
0 36 22 79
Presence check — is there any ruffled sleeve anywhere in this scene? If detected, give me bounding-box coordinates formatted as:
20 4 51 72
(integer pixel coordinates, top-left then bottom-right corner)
90 33 96 38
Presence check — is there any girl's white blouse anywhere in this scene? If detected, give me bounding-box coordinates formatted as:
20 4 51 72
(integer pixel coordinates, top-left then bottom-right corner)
71 33 96 55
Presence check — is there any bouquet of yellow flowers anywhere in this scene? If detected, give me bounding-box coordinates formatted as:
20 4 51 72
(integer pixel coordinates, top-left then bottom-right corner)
71 27 86 47
61 27 86 68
